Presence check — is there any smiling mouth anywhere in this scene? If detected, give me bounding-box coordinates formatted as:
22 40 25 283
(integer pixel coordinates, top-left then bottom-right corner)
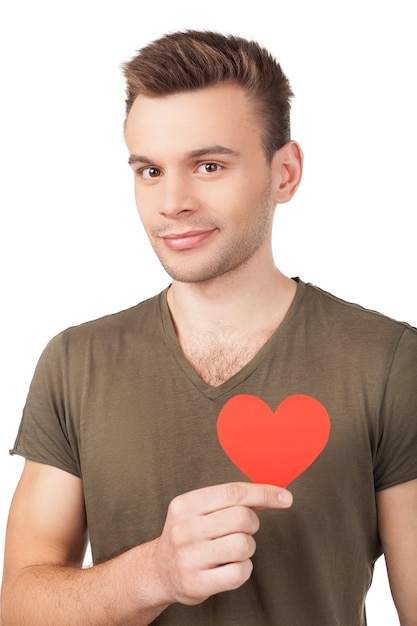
161 229 217 250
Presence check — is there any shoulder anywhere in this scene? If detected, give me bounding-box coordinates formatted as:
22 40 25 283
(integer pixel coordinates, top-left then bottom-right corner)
303 281 416 342
42 290 167 361
295 282 417 383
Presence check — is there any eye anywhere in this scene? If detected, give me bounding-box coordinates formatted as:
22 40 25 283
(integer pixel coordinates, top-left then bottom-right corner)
139 166 161 179
197 162 222 174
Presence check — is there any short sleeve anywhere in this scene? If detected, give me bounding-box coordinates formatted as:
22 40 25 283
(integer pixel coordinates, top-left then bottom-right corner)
10 333 81 477
374 326 417 491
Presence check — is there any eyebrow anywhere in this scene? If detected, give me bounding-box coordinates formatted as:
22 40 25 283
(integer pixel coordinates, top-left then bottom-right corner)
128 144 241 166
186 145 241 159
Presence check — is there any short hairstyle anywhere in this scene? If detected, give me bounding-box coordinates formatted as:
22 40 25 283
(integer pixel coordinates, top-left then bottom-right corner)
123 30 294 162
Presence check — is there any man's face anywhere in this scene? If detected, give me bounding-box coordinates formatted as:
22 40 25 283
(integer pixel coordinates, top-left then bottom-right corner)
125 83 277 284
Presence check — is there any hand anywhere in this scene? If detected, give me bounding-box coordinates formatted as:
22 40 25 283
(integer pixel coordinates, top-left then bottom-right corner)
154 482 293 605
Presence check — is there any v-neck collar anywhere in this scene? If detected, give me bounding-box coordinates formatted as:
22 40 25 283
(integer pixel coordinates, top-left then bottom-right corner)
158 279 306 400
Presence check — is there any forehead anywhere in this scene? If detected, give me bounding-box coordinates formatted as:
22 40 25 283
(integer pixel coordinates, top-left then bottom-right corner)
124 83 264 156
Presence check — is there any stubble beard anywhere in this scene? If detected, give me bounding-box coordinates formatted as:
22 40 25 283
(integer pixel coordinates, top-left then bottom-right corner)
149 179 274 285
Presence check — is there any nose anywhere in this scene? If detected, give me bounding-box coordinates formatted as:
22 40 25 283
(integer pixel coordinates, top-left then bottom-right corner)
159 172 199 218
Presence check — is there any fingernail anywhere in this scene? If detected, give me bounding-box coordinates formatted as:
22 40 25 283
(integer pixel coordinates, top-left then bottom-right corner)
278 490 293 506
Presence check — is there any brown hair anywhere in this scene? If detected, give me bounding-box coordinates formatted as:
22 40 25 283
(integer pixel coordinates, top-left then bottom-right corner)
123 30 294 162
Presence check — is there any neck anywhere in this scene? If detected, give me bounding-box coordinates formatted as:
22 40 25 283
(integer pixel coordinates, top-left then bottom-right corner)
167 256 296 338
165 250 297 387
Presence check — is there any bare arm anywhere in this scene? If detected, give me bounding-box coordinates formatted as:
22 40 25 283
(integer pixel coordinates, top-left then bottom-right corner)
376 478 417 626
1 460 292 625
1 460 170 625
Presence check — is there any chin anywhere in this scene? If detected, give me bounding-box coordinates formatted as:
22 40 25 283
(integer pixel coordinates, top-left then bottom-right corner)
162 261 250 285
156 245 255 285
164 270 215 284
156 255 215 284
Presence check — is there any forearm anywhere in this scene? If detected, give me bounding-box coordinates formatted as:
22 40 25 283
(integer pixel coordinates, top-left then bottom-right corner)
1 539 171 626
397 595 417 626
398 609 417 626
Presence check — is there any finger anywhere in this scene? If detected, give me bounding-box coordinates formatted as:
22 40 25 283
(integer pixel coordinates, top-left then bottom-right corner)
203 505 260 539
207 482 292 512
173 482 293 517
176 558 254 605
207 533 257 568
201 558 254 595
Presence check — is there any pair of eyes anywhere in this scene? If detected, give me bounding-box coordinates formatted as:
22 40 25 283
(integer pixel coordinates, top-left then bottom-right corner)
138 162 222 180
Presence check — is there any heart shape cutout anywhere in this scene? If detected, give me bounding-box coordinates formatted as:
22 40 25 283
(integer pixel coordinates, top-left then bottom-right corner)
217 394 330 487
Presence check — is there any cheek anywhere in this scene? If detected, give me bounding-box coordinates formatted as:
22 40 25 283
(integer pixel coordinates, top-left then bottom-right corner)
135 203 153 234
134 185 155 223
203 181 248 220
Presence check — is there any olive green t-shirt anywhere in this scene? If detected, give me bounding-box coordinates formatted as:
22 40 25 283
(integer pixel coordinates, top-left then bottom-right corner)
12 280 417 625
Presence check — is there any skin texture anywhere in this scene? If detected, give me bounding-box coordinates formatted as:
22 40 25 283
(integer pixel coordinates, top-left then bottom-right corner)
1 463 293 625
1 83 417 625
376 479 417 625
125 83 284 286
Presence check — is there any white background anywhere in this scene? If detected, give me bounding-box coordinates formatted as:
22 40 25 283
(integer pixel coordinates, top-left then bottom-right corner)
1 1 416 623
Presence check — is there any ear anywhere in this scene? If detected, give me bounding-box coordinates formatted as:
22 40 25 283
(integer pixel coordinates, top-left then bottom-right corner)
270 141 303 204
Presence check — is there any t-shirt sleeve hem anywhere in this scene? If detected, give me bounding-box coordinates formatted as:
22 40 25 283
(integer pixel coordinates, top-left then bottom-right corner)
9 448 81 479
375 473 417 492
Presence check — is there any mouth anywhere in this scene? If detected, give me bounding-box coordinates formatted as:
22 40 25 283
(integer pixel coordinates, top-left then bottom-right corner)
161 229 217 250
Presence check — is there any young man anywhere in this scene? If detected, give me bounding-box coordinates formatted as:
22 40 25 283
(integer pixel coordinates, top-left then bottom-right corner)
1 30 417 625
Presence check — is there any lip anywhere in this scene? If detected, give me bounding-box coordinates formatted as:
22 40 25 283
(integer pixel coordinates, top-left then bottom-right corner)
161 229 216 250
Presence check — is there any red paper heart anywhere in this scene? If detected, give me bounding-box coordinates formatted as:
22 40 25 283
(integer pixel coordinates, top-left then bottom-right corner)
217 394 330 487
